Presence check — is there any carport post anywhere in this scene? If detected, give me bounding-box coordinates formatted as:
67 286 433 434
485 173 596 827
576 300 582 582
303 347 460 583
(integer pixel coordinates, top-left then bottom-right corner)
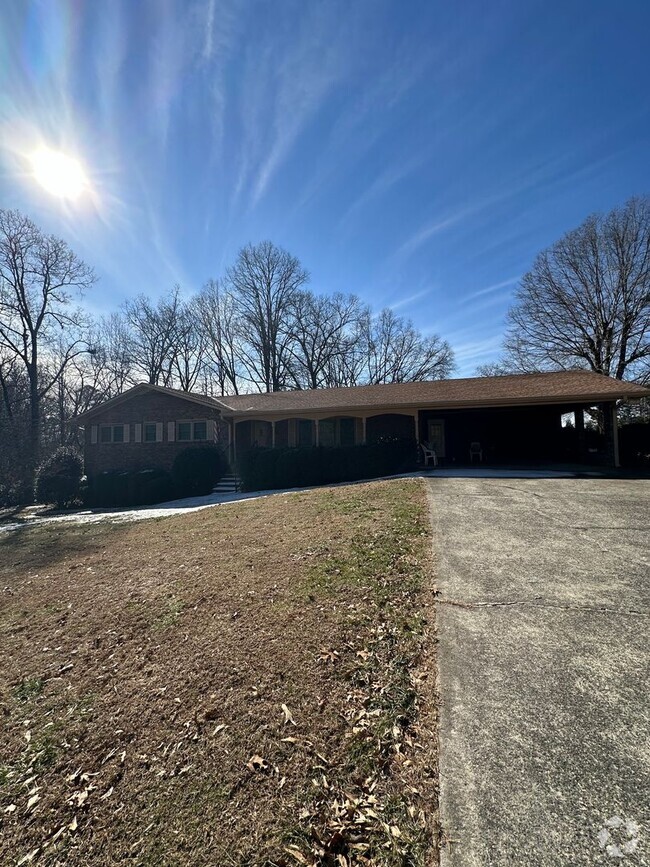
574 406 586 461
600 401 620 468
362 416 367 444
413 412 419 443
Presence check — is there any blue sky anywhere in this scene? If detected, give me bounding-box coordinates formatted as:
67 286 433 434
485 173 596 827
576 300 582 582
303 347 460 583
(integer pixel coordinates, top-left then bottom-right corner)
1 0 649 375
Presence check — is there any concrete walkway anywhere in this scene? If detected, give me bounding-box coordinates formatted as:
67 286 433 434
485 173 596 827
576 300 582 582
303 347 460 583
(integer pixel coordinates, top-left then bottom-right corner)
429 477 650 866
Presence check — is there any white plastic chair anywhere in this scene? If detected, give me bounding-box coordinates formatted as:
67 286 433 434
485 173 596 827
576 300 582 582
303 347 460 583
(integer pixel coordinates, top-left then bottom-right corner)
469 441 483 463
420 441 438 468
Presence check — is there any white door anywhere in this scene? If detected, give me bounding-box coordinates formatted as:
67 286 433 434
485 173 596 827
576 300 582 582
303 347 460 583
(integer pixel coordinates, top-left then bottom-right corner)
427 420 445 457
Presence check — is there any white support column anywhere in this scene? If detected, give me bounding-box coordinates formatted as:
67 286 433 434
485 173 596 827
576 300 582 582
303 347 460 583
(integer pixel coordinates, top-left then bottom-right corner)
271 420 276 448
232 420 237 463
413 412 419 443
362 416 367 444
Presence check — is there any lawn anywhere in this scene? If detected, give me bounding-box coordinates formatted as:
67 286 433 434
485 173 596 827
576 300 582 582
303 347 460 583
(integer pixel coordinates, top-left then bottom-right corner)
0 479 438 866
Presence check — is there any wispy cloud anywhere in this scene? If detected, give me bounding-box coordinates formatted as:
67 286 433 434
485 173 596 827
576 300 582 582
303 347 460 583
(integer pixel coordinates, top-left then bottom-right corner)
395 206 475 258
463 276 520 302
389 287 432 311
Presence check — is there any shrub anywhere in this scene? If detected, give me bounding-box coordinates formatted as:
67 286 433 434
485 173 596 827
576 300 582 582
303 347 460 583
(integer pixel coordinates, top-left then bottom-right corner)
171 446 227 497
85 468 175 508
619 421 650 466
237 439 417 493
35 448 83 508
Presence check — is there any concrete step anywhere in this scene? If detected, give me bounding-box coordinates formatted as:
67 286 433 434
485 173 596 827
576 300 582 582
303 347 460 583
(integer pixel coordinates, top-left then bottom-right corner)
213 474 241 493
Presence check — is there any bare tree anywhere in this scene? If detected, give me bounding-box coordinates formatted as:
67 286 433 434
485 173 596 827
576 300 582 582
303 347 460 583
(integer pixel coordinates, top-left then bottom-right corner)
363 308 454 383
288 291 364 389
0 209 95 475
197 280 241 395
227 241 308 392
122 287 182 386
93 313 136 395
171 296 206 392
498 197 650 383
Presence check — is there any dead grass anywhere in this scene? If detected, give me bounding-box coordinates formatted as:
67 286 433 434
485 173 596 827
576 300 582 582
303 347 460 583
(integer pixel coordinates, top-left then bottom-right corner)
0 479 438 866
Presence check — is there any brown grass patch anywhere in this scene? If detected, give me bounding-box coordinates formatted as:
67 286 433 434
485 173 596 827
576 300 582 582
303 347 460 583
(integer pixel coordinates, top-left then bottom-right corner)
0 479 438 866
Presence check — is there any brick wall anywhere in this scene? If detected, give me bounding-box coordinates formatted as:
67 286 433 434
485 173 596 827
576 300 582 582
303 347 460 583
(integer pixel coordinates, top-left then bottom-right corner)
82 392 230 477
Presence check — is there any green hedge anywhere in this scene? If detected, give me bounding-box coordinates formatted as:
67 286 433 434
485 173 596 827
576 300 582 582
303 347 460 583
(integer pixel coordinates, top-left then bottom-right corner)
619 421 650 466
85 468 175 508
237 439 418 492
172 446 227 497
35 448 83 507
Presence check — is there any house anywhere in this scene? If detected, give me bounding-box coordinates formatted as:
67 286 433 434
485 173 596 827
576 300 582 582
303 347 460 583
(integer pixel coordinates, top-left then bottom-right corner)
75 370 649 477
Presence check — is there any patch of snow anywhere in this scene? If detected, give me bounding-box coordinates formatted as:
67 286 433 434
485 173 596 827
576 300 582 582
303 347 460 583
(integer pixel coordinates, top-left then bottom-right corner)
0 467 580 535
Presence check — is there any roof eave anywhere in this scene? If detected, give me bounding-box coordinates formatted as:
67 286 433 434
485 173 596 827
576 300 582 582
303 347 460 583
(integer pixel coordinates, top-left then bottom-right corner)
218 390 648 418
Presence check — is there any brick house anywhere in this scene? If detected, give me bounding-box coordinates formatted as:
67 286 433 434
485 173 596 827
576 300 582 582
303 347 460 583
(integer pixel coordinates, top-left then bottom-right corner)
75 370 649 478
77 385 229 477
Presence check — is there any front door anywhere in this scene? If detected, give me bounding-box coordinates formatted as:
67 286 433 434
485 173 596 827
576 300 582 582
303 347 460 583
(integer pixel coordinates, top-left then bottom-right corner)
427 420 445 458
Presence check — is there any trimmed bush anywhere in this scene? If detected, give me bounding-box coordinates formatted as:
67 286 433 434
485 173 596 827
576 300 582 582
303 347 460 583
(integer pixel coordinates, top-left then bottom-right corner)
171 446 227 497
237 439 417 492
619 421 650 466
35 448 83 507
85 468 175 508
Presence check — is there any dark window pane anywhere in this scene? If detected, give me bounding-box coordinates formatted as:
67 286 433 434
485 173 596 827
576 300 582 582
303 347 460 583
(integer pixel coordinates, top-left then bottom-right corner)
340 417 355 447
193 421 207 441
113 425 124 443
298 420 313 447
319 420 336 447
144 423 156 442
178 422 191 441
100 426 111 443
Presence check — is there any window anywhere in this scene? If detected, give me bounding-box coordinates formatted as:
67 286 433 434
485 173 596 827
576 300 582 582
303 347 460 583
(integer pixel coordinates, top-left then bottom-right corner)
340 417 355 447
297 420 313 447
177 421 192 441
317 417 357 447
177 420 209 441
99 424 126 443
144 423 157 443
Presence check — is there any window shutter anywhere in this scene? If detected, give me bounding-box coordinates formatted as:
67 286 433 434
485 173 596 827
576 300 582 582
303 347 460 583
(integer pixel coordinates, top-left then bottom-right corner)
167 421 176 442
134 423 142 443
156 422 163 442
90 425 98 444
123 424 130 443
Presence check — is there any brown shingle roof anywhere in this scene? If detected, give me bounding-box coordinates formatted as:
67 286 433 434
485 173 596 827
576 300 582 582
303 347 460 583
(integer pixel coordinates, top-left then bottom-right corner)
216 370 649 415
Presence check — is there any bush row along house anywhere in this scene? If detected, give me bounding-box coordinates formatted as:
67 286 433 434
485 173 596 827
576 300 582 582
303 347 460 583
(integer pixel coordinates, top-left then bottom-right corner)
75 370 649 478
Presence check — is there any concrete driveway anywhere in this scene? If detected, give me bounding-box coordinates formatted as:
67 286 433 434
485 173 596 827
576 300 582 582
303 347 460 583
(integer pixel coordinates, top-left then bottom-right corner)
429 477 649 866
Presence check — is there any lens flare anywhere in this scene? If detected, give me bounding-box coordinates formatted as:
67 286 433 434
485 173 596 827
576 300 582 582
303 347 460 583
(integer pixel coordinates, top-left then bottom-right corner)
29 147 87 199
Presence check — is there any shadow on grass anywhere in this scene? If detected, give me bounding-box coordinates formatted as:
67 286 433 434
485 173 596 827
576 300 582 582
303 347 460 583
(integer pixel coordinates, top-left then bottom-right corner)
0 519 126 574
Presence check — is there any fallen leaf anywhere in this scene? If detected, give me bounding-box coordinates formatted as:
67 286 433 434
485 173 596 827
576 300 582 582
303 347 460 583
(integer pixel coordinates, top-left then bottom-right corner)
281 703 296 726
26 794 40 810
100 786 114 800
4 804 17 814
17 849 40 866
69 816 78 832
212 724 227 736
246 754 268 772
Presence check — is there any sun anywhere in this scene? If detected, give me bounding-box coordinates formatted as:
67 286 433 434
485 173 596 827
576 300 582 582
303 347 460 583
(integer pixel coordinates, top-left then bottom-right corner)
29 148 88 199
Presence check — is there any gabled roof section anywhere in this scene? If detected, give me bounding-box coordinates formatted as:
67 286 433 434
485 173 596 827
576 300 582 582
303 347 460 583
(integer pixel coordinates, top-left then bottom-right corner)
216 370 649 415
74 383 227 423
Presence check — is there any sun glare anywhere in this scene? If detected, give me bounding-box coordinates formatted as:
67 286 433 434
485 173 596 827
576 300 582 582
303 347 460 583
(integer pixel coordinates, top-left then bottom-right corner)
29 148 88 199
